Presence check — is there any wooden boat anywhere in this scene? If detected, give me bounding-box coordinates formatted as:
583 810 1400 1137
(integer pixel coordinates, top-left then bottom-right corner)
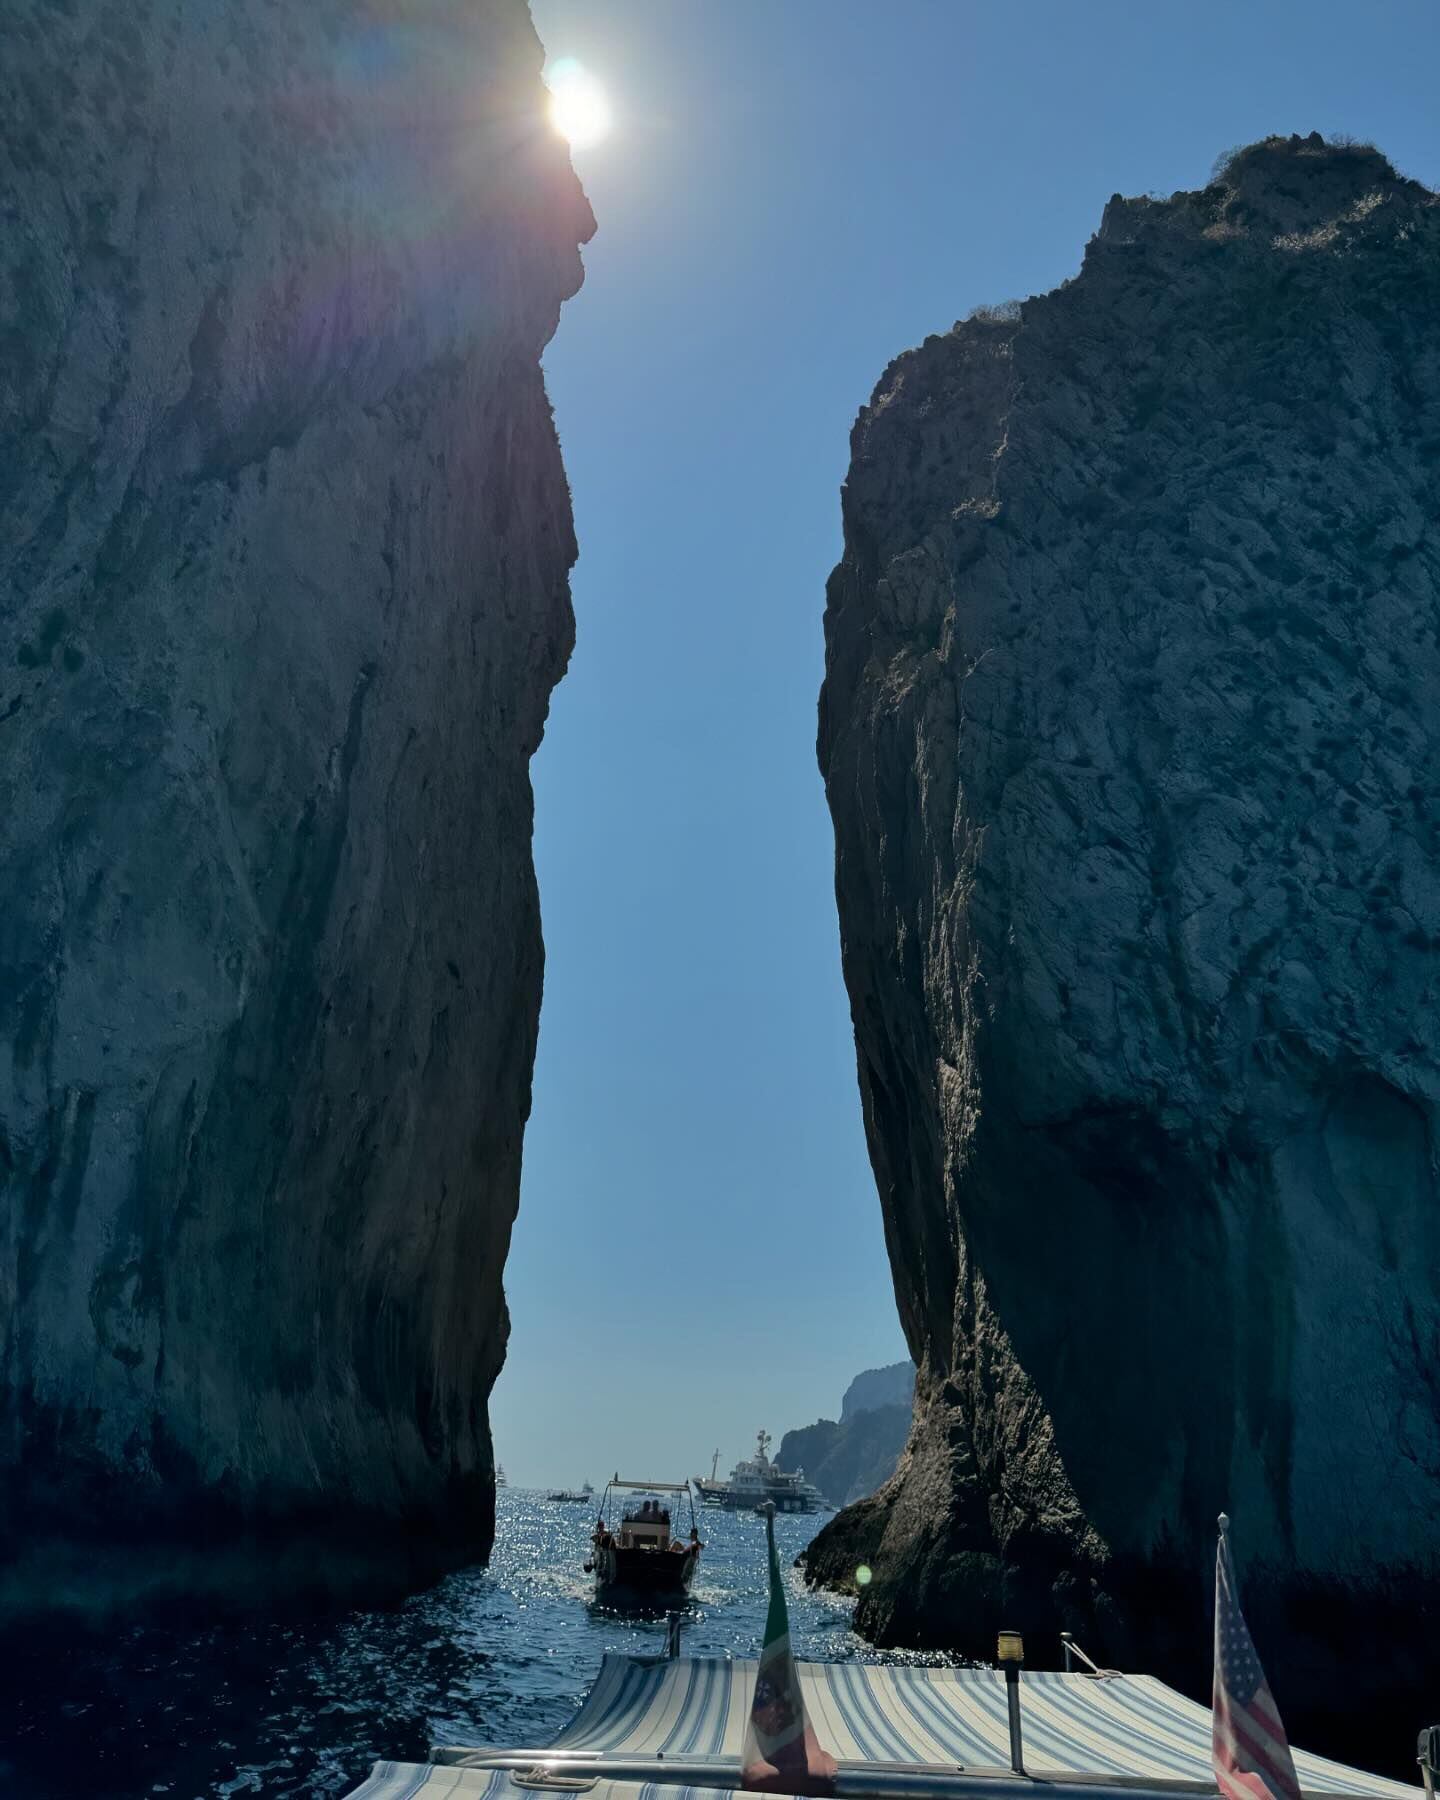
343 1631 1430 1797
585 1475 700 1602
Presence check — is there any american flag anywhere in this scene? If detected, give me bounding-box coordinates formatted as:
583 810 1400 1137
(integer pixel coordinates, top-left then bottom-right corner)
1212 1515 1302 1800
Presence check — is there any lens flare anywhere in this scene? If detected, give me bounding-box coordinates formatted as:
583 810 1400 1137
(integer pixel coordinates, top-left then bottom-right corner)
855 1564 873 1587
545 58 612 150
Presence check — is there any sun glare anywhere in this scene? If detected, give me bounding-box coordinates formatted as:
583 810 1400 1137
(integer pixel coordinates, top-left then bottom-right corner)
545 58 612 150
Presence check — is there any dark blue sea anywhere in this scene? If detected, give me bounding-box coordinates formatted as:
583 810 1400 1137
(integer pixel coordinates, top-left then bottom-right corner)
0 1491 927 1800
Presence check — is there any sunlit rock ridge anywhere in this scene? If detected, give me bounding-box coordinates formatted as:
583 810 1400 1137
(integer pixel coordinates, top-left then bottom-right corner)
0 0 592 1607
811 136 1440 1751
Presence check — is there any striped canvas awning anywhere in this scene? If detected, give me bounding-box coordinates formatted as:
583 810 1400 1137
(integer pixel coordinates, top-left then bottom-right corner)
344 1656 1416 1800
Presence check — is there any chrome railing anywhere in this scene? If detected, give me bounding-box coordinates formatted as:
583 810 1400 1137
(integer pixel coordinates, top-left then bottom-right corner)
430 1746 1376 1800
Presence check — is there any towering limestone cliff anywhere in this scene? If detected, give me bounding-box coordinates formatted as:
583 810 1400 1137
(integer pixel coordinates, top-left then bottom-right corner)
813 136 1440 1750
0 0 592 1605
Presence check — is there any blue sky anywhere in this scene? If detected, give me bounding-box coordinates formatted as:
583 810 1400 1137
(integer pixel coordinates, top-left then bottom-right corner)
493 0 1440 1489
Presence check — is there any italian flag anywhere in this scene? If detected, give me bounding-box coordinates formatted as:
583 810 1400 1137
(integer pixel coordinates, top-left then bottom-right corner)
741 1505 838 1792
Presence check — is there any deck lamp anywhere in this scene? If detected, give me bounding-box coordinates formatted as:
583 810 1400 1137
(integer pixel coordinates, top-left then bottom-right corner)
997 1632 1025 1775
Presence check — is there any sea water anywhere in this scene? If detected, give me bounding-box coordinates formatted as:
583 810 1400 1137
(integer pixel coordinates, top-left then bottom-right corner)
0 1489 935 1799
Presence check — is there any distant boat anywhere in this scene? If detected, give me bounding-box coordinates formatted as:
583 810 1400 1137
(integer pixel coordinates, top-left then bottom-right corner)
585 1475 701 1602
496 1464 508 1488
692 1431 824 1512
547 1480 595 1503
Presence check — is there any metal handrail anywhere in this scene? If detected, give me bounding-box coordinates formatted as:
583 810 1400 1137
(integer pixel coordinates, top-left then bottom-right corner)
428 1748 1366 1800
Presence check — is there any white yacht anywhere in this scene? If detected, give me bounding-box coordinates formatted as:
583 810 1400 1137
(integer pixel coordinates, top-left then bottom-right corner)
691 1431 825 1511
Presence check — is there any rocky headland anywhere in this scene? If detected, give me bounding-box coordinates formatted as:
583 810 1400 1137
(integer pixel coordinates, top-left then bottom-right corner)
810 135 1440 1760
777 1362 914 1507
839 1360 915 1422
0 0 591 1612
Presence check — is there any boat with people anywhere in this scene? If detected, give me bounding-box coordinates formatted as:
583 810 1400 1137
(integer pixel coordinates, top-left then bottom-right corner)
584 1475 702 1602
547 1480 595 1503
692 1431 825 1512
343 1508 1435 1800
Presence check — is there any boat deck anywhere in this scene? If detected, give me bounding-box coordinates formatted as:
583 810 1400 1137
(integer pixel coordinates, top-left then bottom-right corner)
344 1654 1416 1799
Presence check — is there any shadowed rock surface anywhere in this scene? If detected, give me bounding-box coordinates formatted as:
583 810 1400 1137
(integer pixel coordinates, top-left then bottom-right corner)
810 136 1440 1760
0 0 592 1612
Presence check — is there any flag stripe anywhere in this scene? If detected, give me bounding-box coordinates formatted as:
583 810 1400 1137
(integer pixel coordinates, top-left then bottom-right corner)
1223 1701 1297 1777
1217 1697 1299 1791
1217 1709 1298 1792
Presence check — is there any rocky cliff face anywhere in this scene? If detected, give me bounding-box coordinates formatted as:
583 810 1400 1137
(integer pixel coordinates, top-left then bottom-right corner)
778 1363 915 1506
841 1360 915 1424
812 137 1440 1754
778 1404 911 1509
0 0 592 1609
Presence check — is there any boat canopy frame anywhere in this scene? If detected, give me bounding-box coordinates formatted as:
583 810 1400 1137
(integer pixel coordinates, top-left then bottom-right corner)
596 1475 699 1541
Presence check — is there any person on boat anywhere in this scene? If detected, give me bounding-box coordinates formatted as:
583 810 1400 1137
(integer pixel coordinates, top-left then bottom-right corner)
688 1527 704 1554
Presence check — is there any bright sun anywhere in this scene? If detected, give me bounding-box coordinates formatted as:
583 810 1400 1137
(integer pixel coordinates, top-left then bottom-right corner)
545 59 612 150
